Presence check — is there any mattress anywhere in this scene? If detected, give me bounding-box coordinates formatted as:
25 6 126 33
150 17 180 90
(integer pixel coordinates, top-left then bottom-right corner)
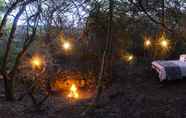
152 60 186 81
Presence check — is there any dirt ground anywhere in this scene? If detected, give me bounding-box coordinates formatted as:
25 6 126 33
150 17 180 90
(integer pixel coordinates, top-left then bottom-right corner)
1 61 186 118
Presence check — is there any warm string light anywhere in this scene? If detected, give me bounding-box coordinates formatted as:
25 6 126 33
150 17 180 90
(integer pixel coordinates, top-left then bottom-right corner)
31 58 41 67
145 40 151 47
59 33 73 51
63 41 72 51
30 55 44 70
128 55 134 62
143 33 170 49
121 54 134 63
144 36 151 48
160 40 168 48
159 33 169 49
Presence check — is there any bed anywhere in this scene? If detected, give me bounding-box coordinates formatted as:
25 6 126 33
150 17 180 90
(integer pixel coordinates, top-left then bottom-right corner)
152 60 186 81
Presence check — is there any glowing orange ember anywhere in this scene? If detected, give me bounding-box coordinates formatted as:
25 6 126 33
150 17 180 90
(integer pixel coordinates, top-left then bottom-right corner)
68 84 79 99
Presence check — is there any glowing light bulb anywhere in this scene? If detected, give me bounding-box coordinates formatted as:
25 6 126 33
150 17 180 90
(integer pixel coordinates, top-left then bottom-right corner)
160 40 168 48
31 56 43 69
128 55 133 61
145 40 151 47
159 32 169 49
63 41 71 50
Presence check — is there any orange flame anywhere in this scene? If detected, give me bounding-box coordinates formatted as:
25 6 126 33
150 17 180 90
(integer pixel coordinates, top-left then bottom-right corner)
68 84 79 99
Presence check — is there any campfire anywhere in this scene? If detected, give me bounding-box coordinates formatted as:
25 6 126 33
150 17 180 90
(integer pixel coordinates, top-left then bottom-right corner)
51 71 96 100
68 84 79 99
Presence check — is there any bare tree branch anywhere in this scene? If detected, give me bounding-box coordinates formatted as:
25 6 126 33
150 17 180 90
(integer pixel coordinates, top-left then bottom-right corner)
1 0 37 71
0 0 24 38
9 11 40 77
128 0 174 33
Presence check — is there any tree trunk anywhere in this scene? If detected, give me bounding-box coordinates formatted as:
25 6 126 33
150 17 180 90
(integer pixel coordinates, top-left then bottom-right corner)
4 77 14 101
95 0 113 104
1 3 27 101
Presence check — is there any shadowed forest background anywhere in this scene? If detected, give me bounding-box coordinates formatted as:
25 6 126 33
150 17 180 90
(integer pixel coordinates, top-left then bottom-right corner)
0 0 186 118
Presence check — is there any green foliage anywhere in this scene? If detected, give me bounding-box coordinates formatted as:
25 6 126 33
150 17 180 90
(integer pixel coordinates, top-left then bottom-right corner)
0 0 4 12
0 0 4 23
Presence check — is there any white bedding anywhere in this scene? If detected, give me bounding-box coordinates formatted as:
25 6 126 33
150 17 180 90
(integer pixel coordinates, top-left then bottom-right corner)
152 60 186 81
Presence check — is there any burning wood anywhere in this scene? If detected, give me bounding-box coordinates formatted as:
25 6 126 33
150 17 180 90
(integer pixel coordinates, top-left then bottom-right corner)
68 84 79 99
